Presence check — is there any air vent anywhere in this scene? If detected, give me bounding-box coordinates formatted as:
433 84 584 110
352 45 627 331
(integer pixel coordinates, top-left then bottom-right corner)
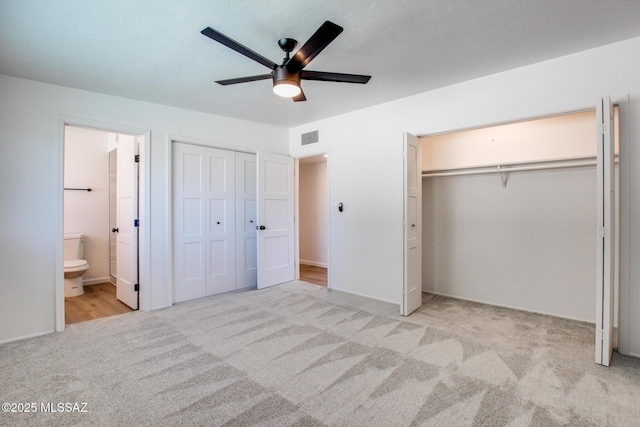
301 130 319 146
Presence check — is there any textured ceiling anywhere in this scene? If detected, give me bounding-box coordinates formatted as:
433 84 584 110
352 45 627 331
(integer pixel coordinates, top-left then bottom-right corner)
2 0 640 128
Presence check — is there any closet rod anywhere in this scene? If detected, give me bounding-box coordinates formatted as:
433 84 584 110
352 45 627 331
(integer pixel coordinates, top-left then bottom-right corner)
64 187 92 191
422 159 598 178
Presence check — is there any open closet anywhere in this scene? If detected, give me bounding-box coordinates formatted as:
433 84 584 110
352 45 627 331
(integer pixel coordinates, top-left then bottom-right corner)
420 109 619 326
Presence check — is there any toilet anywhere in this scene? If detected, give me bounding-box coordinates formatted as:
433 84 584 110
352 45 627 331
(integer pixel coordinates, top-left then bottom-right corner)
64 234 90 297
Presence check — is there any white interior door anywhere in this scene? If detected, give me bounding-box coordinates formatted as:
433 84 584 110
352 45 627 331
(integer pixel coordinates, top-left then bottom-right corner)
172 143 206 302
257 151 295 289
116 135 139 309
205 148 236 295
596 96 615 366
403 132 422 316
236 153 258 289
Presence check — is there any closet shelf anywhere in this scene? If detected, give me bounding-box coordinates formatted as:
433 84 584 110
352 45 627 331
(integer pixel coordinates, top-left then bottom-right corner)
420 155 620 179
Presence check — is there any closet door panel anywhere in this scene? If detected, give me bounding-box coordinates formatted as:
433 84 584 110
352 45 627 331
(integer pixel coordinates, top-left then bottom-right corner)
173 143 207 302
236 153 258 289
205 147 236 295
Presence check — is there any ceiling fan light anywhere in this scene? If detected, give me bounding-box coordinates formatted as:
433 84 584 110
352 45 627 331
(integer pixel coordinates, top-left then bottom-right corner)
272 66 301 98
273 82 301 97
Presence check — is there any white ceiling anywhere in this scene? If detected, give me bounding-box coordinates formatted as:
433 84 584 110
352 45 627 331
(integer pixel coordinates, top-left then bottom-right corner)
2 0 640 128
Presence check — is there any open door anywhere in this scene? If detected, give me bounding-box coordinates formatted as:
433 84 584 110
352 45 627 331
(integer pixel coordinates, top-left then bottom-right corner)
256 151 295 289
402 133 422 316
595 96 615 366
116 135 139 309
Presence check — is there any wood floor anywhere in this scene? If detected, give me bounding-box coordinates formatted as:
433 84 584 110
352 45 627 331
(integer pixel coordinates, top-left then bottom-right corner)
300 264 328 287
65 282 133 325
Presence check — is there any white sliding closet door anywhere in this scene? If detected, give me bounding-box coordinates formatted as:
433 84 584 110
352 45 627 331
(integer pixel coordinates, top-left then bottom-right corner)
256 151 295 289
236 152 258 289
173 143 207 302
595 96 615 366
206 148 236 295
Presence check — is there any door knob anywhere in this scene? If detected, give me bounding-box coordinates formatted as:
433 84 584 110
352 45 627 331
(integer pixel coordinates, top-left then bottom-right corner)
256 225 266 230
112 228 119 233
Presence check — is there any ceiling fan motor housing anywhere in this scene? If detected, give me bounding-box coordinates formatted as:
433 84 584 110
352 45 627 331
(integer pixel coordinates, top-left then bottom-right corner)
273 65 301 87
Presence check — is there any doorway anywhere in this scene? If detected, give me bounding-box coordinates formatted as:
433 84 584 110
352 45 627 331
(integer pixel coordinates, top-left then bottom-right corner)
62 124 143 324
298 154 329 287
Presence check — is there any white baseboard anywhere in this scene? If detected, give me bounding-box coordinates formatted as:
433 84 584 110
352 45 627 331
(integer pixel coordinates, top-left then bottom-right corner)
0 329 55 345
300 259 328 268
83 277 112 286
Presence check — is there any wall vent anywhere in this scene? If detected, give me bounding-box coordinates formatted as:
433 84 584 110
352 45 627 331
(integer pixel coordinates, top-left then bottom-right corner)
301 130 319 146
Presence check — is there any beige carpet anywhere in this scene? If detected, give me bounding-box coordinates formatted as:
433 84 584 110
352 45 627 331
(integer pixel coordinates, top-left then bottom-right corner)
1 281 639 426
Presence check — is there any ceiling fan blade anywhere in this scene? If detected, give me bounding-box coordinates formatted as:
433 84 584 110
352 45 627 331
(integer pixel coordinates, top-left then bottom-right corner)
292 90 307 102
287 21 343 71
302 70 371 84
201 27 277 70
215 74 272 86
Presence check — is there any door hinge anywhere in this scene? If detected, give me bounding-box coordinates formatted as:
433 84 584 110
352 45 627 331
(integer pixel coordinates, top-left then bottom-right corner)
134 284 139 292
598 227 608 237
599 124 607 135
134 154 140 163
597 329 606 341
134 219 139 227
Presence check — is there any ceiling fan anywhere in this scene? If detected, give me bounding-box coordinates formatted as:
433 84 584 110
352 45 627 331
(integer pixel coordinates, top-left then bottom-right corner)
200 21 371 102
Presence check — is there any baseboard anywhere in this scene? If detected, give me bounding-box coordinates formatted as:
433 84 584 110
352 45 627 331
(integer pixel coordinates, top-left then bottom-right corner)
0 329 55 345
83 277 112 286
329 286 400 307
300 259 328 268
423 289 594 324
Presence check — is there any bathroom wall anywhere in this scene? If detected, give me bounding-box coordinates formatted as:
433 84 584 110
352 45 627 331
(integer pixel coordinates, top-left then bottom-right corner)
64 126 110 284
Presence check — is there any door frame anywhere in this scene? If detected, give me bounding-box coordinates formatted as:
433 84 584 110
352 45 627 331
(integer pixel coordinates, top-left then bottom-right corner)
56 117 151 331
294 152 331 289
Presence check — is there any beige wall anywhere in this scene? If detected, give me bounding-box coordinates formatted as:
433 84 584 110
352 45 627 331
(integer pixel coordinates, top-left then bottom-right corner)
421 111 599 170
299 158 328 267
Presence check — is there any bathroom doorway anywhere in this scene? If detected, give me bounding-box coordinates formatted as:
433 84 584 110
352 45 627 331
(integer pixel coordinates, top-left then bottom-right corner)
63 125 140 324
298 154 329 287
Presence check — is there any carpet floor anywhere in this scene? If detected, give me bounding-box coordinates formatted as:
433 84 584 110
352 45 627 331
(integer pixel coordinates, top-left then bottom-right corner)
1 281 639 426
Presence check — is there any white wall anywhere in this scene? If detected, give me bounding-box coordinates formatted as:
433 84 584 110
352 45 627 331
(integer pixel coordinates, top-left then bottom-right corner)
64 126 110 284
0 75 288 343
423 168 596 322
289 36 640 356
299 159 328 267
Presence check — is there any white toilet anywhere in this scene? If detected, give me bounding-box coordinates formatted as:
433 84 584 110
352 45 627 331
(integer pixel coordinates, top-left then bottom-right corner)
64 234 90 297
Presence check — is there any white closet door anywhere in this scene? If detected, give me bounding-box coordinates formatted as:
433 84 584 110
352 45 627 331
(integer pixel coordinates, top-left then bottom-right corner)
402 132 422 316
236 152 257 289
205 147 236 295
596 96 615 366
257 151 295 289
173 142 207 302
